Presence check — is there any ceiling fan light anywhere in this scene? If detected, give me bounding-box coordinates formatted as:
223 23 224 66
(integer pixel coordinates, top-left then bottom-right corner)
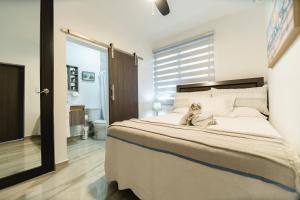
155 0 170 16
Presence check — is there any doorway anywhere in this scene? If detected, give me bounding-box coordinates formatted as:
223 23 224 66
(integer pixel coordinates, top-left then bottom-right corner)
65 38 109 157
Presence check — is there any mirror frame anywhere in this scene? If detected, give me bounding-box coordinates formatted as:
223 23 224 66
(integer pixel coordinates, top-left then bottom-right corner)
0 0 54 189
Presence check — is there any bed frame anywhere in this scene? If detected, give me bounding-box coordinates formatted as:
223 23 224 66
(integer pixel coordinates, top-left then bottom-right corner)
177 77 264 92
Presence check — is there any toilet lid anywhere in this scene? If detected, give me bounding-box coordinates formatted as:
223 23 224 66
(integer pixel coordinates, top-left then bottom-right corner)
94 120 107 124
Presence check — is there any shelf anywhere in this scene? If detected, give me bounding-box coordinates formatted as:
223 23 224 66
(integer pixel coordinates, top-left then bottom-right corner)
67 65 79 92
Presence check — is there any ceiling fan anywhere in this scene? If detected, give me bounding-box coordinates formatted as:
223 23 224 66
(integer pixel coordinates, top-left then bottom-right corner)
152 0 170 16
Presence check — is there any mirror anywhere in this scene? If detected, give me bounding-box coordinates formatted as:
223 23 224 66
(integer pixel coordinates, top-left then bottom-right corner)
0 0 41 179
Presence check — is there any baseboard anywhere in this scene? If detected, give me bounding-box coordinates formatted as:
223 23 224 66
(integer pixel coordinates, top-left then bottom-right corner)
24 135 41 140
67 135 81 142
55 160 69 171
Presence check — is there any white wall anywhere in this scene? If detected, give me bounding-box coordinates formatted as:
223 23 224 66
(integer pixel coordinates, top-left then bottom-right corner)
152 4 269 82
267 8 300 154
53 2 271 164
268 37 300 154
0 1 40 137
66 40 101 110
54 1 154 164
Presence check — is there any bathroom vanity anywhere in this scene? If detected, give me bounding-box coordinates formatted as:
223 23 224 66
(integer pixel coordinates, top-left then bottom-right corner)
69 105 85 127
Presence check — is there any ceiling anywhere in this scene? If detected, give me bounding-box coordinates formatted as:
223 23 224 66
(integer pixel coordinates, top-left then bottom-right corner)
84 0 263 45
0 0 264 47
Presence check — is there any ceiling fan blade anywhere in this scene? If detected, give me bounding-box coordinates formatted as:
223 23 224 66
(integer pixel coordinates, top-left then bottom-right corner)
155 0 170 16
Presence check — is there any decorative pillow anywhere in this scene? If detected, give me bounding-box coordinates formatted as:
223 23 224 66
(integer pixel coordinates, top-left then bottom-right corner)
211 86 269 115
189 95 236 117
231 107 267 118
173 90 211 108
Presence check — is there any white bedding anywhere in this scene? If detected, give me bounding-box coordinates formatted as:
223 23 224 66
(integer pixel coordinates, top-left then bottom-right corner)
142 112 281 139
105 138 298 200
106 113 298 200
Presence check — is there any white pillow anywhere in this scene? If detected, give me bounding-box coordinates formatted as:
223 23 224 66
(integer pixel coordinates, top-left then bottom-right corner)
189 95 236 117
231 107 267 118
211 86 269 115
173 90 211 108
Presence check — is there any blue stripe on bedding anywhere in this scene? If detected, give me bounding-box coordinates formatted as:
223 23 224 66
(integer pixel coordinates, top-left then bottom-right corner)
108 135 299 195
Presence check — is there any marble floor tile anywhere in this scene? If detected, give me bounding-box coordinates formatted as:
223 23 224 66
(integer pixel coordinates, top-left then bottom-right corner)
0 138 139 200
0 137 41 179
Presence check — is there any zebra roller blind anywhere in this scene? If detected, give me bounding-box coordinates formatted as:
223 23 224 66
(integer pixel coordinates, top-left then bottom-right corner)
153 32 215 104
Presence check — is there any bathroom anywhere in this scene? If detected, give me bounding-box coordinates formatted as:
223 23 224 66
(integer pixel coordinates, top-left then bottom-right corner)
66 38 109 141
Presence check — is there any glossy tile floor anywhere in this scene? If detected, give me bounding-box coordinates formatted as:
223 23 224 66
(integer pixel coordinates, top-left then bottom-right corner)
0 138 139 200
0 137 41 179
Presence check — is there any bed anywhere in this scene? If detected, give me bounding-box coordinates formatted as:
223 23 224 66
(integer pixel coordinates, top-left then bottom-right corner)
105 77 300 200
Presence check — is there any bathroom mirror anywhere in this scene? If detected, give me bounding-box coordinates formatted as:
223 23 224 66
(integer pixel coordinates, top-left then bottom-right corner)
0 0 54 188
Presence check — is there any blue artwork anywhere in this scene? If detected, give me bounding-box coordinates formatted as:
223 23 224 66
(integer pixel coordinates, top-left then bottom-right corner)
267 0 295 67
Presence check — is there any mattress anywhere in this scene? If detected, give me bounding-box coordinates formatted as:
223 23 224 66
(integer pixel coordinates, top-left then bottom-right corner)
105 114 300 200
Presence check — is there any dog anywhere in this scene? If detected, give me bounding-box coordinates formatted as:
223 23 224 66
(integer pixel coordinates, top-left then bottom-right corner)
180 103 202 126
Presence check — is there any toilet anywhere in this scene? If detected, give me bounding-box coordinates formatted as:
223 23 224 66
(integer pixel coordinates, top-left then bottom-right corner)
93 120 107 140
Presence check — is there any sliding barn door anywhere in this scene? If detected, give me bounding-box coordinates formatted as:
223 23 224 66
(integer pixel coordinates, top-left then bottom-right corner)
108 49 138 124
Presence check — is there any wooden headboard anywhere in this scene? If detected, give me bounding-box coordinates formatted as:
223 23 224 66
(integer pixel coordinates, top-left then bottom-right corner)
177 77 264 93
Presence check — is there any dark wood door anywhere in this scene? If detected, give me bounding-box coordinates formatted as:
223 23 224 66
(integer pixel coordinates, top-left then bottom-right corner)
0 63 24 142
109 49 138 124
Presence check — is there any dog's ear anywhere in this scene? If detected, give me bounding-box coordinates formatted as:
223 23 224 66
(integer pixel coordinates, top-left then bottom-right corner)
197 103 202 109
190 103 195 109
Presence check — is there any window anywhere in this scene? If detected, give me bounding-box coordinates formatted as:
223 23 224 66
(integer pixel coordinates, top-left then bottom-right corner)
153 32 215 104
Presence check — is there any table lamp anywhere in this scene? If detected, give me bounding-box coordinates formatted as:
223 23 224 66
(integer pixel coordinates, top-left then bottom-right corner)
153 101 162 116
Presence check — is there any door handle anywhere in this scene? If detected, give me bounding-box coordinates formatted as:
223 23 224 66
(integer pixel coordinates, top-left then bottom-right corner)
37 88 50 96
111 84 115 101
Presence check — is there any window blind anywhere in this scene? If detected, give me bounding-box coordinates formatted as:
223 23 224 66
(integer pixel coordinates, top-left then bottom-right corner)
153 32 215 104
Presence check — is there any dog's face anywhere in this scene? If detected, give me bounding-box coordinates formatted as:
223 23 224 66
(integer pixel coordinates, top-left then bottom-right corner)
189 103 201 112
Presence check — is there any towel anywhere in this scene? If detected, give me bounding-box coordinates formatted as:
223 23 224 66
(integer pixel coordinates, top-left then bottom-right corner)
180 103 216 127
191 112 216 127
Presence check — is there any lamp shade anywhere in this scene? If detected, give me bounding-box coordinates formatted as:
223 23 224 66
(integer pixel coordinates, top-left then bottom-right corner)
153 102 162 111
